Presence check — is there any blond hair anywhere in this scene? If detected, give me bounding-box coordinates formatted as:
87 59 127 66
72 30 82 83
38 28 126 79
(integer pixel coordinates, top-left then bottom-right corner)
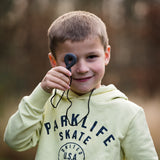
48 11 108 58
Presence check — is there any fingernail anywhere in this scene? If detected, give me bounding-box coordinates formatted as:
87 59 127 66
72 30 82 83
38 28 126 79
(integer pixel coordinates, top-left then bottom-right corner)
67 85 70 89
69 72 72 76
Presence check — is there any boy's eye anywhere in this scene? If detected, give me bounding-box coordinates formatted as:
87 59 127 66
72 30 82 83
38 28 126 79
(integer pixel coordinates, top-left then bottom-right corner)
87 55 98 59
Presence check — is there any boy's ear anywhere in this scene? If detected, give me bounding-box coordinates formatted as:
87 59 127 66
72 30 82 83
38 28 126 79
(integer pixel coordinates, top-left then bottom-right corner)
105 45 111 65
48 52 57 67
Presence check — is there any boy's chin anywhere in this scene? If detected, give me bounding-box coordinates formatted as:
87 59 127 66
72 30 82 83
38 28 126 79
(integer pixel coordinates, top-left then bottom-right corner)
70 88 94 96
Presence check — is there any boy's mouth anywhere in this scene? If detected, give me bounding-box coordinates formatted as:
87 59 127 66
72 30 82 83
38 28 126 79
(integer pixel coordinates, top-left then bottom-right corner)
73 76 93 82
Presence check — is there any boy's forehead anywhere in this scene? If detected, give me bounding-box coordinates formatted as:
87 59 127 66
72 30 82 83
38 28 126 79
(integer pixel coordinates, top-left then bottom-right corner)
58 35 102 47
59 36 102 48
55 36 104 57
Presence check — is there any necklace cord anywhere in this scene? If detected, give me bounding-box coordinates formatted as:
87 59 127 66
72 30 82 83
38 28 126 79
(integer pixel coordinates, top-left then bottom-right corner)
66 88 95 126
50 76 95 126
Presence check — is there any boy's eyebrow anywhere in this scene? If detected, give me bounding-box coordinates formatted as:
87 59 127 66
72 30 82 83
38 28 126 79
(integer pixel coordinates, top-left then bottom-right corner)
86 52 98 55
85 49 103 55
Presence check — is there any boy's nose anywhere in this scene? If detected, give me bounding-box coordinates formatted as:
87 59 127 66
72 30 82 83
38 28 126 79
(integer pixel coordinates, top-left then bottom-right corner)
76 60 89 73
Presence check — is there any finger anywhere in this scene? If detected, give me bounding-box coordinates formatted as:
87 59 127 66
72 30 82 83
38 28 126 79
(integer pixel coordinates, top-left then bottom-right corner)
48 72 70 85
47 74 70 89
53 66 72 77
47 81 70 91
41 76 70 93
41 66 72 93
48 67 71 84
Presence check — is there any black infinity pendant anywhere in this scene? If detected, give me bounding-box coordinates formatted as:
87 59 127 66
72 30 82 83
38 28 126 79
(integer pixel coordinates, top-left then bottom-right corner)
64 53 77 71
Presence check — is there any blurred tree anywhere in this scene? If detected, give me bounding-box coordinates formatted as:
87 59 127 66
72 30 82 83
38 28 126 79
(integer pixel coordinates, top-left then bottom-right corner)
0 0 160 106
0 0 13 18
1 0 160 159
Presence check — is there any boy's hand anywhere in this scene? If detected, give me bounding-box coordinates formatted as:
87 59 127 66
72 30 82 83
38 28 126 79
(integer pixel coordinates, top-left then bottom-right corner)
41 66 72 93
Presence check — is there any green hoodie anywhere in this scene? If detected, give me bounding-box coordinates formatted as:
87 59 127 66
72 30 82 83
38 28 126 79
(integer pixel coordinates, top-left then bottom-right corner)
4 84 158 160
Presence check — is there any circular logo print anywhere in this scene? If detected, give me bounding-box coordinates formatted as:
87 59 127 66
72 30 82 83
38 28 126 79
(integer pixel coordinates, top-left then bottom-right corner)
58 142 85 160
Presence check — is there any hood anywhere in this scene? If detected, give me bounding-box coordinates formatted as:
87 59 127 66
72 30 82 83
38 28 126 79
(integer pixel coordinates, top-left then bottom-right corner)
51 84 128 126
93 84 128 102
54 84 128 102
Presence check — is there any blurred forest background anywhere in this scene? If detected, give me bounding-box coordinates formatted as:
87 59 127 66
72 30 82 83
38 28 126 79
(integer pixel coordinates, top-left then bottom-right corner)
0 0 160 159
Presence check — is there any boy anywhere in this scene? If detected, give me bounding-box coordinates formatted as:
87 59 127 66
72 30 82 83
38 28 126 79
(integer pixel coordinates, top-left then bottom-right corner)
4 11 158 160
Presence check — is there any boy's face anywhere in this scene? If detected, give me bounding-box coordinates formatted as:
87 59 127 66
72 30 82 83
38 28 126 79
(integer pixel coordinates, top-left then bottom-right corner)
51 36 110 95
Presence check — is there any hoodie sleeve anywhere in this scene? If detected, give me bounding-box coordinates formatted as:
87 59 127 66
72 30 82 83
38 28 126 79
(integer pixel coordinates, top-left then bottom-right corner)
122 108 158 160
4 83 51 151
